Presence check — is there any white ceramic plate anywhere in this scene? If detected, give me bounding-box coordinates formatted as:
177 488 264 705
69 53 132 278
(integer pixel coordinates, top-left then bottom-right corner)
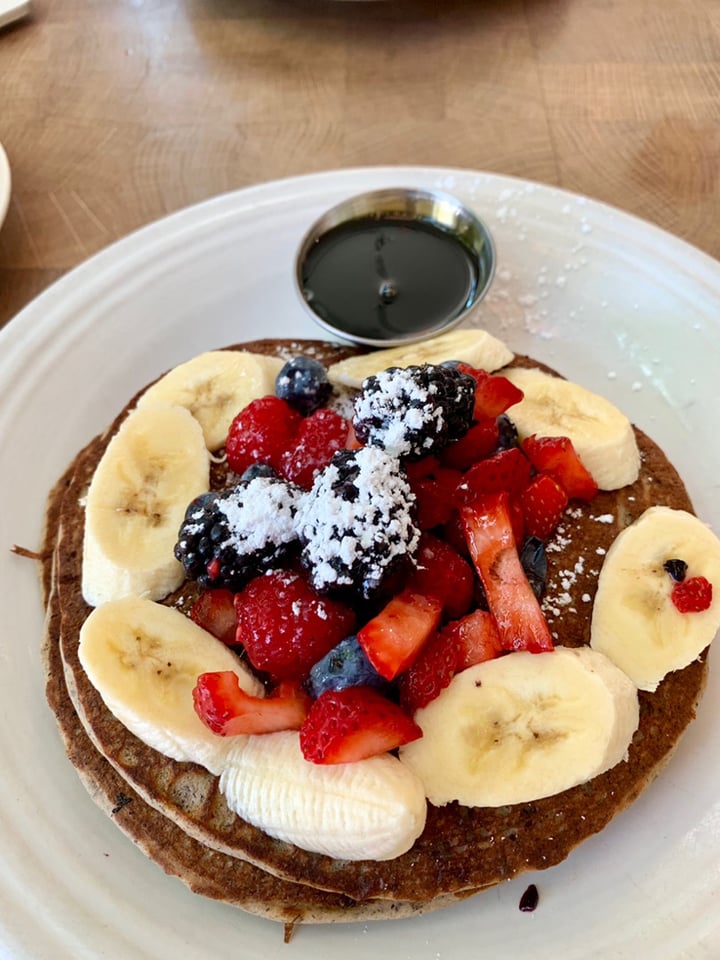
2 166 719 960
0 141 10 227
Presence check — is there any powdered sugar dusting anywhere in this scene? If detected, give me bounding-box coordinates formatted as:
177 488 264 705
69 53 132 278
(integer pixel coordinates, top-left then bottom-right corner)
215 477 302 554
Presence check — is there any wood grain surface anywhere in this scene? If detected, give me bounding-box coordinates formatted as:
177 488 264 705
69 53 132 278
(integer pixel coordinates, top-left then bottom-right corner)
2 0 720 328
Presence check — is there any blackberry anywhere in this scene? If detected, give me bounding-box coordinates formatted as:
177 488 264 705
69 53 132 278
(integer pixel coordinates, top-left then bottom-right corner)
174 476 304 591
275 355 333 416
296 446 420 601
353 364 475 461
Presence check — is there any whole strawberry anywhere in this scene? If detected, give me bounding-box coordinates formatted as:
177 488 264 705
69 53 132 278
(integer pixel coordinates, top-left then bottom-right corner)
234 570 356 681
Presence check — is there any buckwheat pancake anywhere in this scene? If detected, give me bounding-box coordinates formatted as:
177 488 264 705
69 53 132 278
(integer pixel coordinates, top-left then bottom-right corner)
42 338 709 915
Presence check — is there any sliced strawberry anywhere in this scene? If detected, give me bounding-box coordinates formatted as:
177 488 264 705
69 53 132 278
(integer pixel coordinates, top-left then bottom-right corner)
455 446 532 504
507 494 526 546
279 408 349 490
440 418 499 471
404 455 441 484
225 396 302 474
411 466 462 530
398 608 503 712
671 575 713 613
357 588 443 680
397 627 459 712
522 435 598 501
471 370 524 420
299 686 422 764
450 608 504 670
234 570 356 681
520 473 568 540
193 672 310 736
461 493 554 653
410 533 475 620
190 588 238 646
412 477 456 530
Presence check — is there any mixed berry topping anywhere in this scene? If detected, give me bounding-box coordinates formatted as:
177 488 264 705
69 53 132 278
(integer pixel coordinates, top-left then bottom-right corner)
296 446 421 601
174 476 303 591
353 364 475 460
184 351 630 765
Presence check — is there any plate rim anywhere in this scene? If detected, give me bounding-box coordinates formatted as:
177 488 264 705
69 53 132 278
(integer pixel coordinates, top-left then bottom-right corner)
3 164 720 960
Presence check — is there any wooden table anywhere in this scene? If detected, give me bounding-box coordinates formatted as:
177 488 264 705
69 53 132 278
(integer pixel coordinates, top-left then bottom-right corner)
2 0 719 329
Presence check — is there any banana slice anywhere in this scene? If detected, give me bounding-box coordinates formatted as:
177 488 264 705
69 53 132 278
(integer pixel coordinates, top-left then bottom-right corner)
79 596 264 775
136 350 284 450
220 730 427 861
502 366 640 490
326 328 514 388
398 646 639 808
82 403 209 606
591 506 720 691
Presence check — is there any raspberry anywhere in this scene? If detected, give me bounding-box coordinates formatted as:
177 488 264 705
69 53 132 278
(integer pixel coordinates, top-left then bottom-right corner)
234 570 356 681
671 575 712 613
225 396 302 475
279 408 349 490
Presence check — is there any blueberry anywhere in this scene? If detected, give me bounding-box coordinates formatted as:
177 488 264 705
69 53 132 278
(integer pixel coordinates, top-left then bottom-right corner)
240 463 277 482
520 535 548 601
496 414 519 451
306 635 391 699
275 356 332 415
663 558 688 582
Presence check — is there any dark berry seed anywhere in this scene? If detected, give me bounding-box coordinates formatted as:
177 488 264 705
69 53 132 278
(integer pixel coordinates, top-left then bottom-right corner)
275 356 333 416
240 463 277 482
519 883 539 912
520 536 548 601
663 558 688 582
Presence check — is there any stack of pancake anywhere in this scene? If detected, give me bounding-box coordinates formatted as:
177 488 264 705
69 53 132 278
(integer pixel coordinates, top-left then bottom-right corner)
39 338 708 931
